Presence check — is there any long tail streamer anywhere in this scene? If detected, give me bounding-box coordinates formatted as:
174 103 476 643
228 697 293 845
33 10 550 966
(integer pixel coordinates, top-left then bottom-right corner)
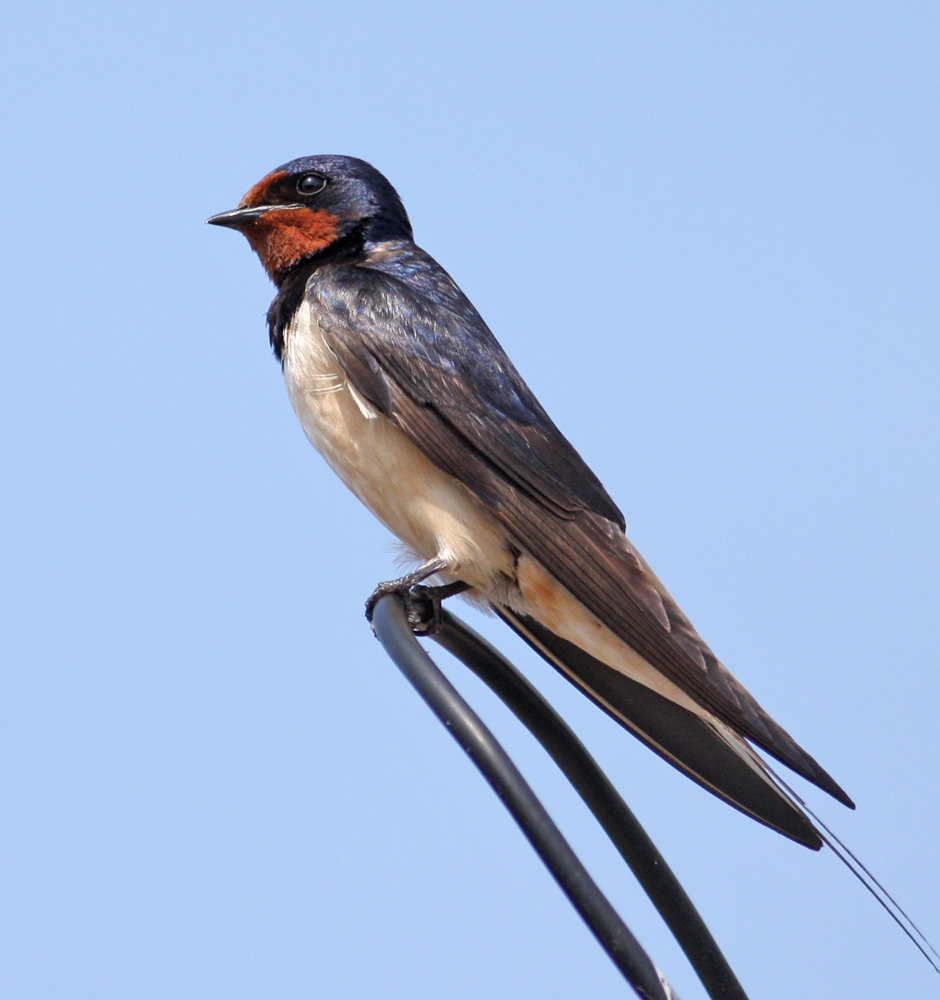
770 771 940 977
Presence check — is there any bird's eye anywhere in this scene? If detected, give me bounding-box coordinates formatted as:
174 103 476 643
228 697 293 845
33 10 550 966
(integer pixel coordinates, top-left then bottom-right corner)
296 173 327 195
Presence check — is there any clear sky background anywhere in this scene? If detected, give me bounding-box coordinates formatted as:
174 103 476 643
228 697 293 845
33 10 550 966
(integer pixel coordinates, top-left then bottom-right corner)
1 2 938 998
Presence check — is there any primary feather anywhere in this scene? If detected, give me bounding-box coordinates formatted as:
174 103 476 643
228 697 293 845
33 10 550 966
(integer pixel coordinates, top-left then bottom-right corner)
276 240 853 845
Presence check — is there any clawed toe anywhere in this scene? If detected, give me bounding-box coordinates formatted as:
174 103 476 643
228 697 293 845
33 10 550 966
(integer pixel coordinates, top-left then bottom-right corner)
365 569 471 635
364 579 413 624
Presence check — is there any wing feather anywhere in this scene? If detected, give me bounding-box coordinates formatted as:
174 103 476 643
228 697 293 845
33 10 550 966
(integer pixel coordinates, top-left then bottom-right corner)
307 256 853 808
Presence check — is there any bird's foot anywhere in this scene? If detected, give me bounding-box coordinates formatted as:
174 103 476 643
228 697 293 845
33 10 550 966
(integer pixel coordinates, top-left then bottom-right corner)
365 559 470 635
405 581 473 634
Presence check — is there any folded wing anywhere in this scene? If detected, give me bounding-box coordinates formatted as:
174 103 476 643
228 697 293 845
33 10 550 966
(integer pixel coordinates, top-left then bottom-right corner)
306 252 853 832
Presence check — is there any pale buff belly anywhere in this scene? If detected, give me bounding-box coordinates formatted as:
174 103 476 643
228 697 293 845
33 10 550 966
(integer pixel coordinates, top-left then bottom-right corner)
281 301 711 722
281 302 515 594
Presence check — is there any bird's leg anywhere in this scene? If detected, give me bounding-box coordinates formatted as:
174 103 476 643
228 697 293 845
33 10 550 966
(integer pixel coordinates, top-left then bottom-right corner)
365 558 471 634
366 557 449 617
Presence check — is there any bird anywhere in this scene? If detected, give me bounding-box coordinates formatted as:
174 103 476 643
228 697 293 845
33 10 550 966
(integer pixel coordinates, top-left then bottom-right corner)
207 154 853 850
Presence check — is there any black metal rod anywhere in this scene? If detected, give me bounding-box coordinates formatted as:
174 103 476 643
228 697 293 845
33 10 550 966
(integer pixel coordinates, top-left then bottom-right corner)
431 609 749 1000
372 595 675 1000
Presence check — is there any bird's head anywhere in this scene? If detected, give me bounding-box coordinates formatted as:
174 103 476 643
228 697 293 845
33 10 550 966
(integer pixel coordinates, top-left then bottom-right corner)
206 155 412 282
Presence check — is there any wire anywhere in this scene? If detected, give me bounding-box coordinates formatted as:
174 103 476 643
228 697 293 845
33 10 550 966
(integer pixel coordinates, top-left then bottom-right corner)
372 594 677 1000
431 607 750 1000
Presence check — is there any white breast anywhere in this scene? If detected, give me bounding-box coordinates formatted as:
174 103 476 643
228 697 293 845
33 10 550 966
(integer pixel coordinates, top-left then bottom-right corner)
280 301 723 730
280 300 515 592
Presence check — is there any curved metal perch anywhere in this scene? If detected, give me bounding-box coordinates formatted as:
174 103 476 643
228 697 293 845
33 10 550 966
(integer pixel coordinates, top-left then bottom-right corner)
372 591 750 999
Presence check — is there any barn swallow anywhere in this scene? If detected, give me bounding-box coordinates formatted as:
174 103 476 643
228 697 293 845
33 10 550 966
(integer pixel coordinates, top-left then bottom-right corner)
208 154 853 849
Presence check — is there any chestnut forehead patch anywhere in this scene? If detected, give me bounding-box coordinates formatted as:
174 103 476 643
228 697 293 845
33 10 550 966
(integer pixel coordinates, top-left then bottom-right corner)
239 170 288 208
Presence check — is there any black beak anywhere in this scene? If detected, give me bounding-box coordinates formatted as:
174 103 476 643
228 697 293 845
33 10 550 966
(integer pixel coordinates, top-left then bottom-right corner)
205 204 305 228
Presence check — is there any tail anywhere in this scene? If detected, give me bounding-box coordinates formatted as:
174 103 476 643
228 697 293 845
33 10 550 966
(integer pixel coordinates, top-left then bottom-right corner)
496 606 824 849
497 606 940 974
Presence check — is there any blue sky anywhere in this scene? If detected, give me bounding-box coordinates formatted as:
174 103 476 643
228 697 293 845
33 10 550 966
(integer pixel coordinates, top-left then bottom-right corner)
1 2 938 997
